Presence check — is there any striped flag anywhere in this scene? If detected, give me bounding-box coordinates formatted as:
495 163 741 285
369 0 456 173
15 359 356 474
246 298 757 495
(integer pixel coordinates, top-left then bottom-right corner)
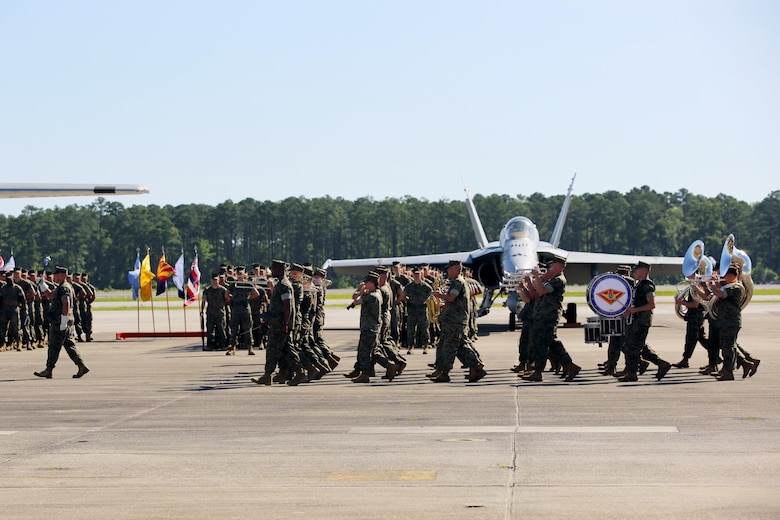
184 255 200 307
0 254 4 271
156 252 176 296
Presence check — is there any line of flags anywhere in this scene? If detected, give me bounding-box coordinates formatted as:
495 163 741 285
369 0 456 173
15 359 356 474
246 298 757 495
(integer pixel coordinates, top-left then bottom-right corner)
127 249 200 305
0 252 15 272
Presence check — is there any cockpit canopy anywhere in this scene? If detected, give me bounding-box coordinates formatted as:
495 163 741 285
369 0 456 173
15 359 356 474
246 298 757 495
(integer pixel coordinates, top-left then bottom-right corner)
500 217 539 244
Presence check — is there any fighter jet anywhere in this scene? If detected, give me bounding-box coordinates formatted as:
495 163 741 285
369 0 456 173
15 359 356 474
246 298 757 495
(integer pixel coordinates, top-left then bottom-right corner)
323 176 682 328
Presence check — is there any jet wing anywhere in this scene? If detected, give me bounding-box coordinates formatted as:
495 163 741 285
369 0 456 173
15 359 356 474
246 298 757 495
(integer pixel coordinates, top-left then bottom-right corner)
0 183 149 198
559 250 684 284
324 251 475 277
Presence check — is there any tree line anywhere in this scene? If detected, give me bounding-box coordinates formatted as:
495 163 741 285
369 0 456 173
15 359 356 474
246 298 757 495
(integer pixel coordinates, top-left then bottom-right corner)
1 186 778 290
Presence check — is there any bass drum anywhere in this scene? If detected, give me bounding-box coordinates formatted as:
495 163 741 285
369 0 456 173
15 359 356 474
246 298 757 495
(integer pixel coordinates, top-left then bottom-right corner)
586 273 633 318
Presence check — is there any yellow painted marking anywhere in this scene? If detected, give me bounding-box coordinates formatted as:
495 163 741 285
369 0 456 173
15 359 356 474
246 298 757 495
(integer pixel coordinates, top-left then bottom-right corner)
325 470 436 482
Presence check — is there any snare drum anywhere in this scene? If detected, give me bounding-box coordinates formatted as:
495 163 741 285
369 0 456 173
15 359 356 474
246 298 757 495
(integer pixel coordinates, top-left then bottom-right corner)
599 317 625 337
584 323 602 344
586 273 633 317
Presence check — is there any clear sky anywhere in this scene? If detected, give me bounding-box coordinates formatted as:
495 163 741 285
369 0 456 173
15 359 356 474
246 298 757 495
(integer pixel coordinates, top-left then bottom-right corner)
1 1 778 217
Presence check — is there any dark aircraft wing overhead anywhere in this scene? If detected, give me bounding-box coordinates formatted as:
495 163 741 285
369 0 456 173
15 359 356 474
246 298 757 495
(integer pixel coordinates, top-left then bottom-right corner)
0 183 149 198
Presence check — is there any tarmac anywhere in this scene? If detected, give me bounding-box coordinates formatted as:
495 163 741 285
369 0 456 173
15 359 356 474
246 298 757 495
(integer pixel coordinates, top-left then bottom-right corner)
1 298 779 519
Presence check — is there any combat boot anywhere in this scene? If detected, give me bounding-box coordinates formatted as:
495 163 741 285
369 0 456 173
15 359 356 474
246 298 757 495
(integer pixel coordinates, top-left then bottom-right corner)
617 370 638 382
304 364 319 380
746 358 760 377
287 369 308 386
638 360 650 375
468 365 487 383
251 372 272 385
407 347 414 355
343 368 360 378
394 360 407 375
672 358 689 368
327 354 340 370
431 371 450 383
351 372 370 383
699 364 718 375
655 361 671 381
86 334 93 342
272 370 288 383
382 363 398 381
563 363 581 382
247 347 255 356
73 364 90 379
520 370 543 382
740 360 755 379
600 364 616 376
426 369 442 379
716 368 734 381
34 368 53 378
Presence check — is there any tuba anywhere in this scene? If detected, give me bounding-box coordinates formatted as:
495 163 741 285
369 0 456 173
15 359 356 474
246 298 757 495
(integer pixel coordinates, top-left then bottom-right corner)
709 234 753 320
427 274 448 324
676 240 715 320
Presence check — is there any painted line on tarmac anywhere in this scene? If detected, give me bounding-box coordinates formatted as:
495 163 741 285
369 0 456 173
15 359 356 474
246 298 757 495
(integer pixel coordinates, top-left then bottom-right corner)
0 431 18 435
349 426 678 434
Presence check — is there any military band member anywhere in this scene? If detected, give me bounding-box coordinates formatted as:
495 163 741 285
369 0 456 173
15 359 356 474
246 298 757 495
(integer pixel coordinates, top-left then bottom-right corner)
249 263 269 350
599 265 633 377
0 271 25 351
620 261 671 382
672 272 710 369
252 260 302 386
201 273 229 351
400 267 432 355
34 266 89 379
346 272 397 383
15 269 35 349
428 260 485 383
707 263 759 380
226 266 261 356
519 254 580 382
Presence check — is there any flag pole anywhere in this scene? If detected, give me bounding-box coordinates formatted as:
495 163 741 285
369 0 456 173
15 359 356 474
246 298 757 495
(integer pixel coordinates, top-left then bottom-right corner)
162 246 172 334
147 247 156 334
182 248 187 333
136 247 141 334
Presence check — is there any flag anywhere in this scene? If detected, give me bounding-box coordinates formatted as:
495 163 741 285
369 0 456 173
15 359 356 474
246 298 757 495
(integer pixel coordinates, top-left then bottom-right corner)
156 253 176 296
184 254 200 307
139 252 155 301
4 255 15 272
0 254 4 271
127 251 141 300
173 253 185 299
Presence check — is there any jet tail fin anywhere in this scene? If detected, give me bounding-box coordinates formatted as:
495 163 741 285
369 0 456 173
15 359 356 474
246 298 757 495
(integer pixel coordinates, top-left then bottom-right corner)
549 173 576 248
463 180 489 249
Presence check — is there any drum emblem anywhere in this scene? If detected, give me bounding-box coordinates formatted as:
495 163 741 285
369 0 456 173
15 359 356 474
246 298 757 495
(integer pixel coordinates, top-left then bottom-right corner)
596 288 626 306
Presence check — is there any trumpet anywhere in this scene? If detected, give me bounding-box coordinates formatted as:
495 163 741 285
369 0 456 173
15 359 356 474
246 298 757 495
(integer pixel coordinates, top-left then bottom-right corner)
232 275 270 291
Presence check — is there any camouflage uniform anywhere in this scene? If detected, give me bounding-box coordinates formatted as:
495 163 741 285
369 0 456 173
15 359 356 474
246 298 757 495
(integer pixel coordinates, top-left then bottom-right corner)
403 280 432 351
0 278 25 349
528 272 571 371
44 278 86 372
624 278 655 374
264 275 295 375
437 274 481 372
202 284 228 350
712 282 744 371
